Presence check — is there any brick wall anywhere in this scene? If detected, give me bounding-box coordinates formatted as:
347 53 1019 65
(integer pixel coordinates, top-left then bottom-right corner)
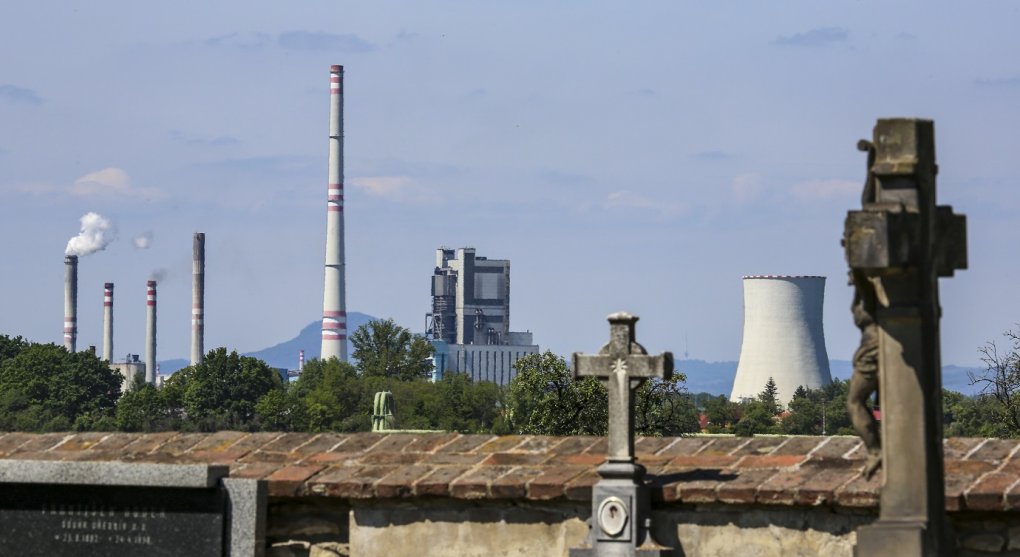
2 432 1019 556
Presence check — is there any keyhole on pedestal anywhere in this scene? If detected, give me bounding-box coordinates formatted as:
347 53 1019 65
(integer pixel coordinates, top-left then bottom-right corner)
598 496 629 538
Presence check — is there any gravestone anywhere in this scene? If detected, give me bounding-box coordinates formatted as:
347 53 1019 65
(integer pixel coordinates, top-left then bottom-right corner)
0 460 266 557
844 118 966 556
570 312 673 556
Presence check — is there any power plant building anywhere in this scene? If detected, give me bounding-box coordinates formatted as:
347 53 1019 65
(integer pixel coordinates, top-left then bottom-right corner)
730 275 832 404
427 248 538 385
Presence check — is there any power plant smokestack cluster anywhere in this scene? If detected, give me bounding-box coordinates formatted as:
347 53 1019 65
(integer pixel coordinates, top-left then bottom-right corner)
730 275 832 404
191 232 205 365
320 64 348 362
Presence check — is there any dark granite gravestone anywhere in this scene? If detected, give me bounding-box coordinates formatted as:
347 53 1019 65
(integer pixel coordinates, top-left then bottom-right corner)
0 460 266 557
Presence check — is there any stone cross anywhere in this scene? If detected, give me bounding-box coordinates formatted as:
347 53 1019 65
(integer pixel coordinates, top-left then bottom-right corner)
844 119 966 556
574 312 673 463
571 312 673 557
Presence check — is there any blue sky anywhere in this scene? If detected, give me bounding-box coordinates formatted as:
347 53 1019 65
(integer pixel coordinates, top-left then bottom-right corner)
1 2 1018 369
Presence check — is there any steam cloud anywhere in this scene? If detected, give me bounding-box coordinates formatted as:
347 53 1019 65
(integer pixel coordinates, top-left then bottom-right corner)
133 231 153 249
149 268 168 282
65 212 117 256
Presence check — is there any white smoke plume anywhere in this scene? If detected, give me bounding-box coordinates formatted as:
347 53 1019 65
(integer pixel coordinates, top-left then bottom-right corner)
133 231 153 249
65 212 117 256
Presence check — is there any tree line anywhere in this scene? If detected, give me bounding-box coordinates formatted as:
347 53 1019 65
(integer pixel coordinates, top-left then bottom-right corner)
1 322 1019 438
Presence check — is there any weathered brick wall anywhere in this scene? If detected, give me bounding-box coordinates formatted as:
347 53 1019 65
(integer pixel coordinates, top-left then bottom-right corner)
2 432 1020 556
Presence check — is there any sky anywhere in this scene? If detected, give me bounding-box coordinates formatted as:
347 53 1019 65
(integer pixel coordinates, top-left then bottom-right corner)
1 2 1018 370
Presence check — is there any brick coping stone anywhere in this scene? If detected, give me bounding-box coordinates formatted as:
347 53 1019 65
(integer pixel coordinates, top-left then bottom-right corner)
1 432 1019 512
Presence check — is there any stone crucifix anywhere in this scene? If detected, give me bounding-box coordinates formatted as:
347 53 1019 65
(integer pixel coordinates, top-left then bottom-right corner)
574 312 673 464
570 312 673 556
844 118 966 557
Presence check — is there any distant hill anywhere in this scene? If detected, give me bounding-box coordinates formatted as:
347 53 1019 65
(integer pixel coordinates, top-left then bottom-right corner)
244 312 377 369
158 311 378 374
679 358 982 397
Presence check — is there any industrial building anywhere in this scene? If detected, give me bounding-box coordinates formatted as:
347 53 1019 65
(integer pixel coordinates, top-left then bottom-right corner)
730 275 832 404
426 248 538 385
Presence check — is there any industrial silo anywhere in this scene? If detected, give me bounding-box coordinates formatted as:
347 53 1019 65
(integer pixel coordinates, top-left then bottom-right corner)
730 275 831 404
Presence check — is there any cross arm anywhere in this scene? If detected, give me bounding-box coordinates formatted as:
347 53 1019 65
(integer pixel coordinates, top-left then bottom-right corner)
572 353 674 380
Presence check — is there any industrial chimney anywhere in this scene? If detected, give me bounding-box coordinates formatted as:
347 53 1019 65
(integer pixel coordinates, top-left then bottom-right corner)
145 280 157 384
320 64 348 361
102 283 113 362
63 255 78 352
730 275 831 404
191 232 205 365
299 349 305 372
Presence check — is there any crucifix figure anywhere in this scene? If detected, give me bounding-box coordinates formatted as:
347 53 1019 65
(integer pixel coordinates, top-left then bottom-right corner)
570 312 672 557
844 119 967 557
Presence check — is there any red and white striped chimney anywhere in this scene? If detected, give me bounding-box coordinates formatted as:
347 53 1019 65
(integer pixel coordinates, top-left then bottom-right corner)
102 283 113 362
191 232 205 365
320 64 348 361
145 280 157 384
63 255 78 352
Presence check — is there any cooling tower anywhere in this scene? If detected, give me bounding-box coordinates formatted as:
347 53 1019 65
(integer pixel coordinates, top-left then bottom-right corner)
320 64 348 361
730 275 831 403
102 283 113 362
63 255 78 352
145 280 157 384
191 232 205 365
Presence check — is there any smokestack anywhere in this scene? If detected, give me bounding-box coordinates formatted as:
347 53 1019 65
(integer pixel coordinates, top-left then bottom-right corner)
145 280 157 384
321 64 348 361
299 349 305 372
191 232 205 365
102 283 114 362
63 255 78 352
730 275 832 404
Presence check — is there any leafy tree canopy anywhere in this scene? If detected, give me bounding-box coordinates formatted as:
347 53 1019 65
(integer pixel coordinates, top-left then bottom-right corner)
350 319 434 381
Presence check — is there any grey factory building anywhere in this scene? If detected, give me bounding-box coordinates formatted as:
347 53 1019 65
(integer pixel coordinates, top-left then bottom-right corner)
426 247 538 385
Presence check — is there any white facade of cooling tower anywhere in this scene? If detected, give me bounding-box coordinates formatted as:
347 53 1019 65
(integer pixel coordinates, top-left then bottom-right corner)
730 276 831 404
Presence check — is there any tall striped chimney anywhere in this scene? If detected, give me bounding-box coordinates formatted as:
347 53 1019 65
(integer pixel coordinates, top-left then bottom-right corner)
145 280 157 384
102 283 114 362
191 232 205 365
320 64 348 361
730 275 832 404
299 349 305 372
63 255 78 352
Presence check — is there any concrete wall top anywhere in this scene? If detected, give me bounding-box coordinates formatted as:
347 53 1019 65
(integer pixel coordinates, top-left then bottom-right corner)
0 432 1016 513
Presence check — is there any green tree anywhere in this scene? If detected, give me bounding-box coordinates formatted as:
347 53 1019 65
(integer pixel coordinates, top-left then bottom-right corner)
504 351 699 436
635 376 700 436
733 400 778 437
350 319 434 380
0 343 121 431
734 378 783 436
116 374 172 432
505 351 608 435
287 358 363 432
758 376 780 415
703 395 740 433
0 335 29 365
162 348 283 431
972 327 1020 436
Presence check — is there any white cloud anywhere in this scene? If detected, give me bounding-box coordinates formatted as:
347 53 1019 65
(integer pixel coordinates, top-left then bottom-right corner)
603 190 684 217
349 175 435 204
790 179 860 201
731 173 762 204
70 167 162 200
